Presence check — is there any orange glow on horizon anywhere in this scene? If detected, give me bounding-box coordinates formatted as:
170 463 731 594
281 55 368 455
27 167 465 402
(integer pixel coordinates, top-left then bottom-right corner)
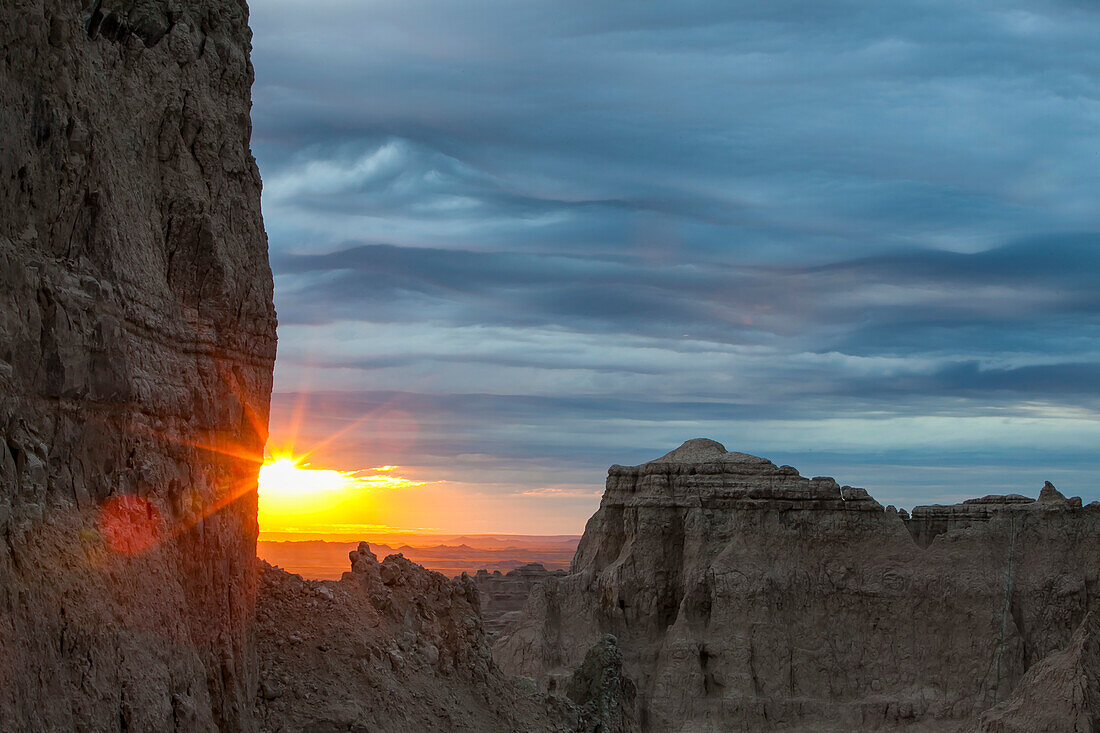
257 450 426 539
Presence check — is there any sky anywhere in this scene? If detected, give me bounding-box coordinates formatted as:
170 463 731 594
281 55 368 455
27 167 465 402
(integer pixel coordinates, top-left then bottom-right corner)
247 0 1100 535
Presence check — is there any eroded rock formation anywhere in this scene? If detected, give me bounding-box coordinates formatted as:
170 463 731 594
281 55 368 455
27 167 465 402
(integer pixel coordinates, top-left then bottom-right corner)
474 563 567 635
1 1 276 729
256 544 582 732
976 611 1100 732
565 634 638 733
903 491 1054 549
496 439 1100 732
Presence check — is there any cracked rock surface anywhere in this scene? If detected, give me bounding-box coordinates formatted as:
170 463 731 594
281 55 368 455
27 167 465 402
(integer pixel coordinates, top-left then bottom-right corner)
975 611 1100 732
1 0 276 729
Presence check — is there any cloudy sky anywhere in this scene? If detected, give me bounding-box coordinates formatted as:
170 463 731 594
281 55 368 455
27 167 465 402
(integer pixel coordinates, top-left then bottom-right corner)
248 0 1100 533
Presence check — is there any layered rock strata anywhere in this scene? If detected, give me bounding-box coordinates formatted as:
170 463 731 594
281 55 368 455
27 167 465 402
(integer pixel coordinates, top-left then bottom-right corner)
903 490 1056 549
256 544 583 732
496 439 1100 732
1 1 276 729
474 563 567 635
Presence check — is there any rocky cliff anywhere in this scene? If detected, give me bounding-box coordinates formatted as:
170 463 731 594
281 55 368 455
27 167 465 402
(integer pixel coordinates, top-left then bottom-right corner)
474 563 567 635
256 545 583 732
902 492 1049 549
975 611 1099 732
495 439 1100 732
0 1 276 729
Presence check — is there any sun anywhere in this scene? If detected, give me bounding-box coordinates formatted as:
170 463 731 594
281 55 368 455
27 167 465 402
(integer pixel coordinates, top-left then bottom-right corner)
256 451 426 538
259 455 361 500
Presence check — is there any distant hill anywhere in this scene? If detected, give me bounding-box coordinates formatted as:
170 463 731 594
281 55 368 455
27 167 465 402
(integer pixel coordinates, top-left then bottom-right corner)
257 534 581 580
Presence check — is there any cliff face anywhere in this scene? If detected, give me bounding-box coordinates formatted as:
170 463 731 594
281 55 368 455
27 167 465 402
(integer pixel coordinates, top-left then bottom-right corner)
976 612 1099 733
474 563 567 636
903 492 1049 549
495 439 1100 732
0 1 276 730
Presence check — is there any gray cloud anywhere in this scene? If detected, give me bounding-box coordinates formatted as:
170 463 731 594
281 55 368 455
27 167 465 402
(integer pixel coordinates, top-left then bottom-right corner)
250 0 1100 516
272 237 1100 352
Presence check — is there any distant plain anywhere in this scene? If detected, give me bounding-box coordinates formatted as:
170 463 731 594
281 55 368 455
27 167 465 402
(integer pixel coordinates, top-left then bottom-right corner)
258 534 581 579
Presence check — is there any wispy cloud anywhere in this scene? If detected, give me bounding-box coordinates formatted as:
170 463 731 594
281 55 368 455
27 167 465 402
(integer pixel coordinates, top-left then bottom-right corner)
249 0 1100 526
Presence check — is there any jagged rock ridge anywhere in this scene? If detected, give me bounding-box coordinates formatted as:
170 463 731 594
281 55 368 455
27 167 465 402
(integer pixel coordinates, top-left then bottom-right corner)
256 543 591 732
1 1 276 729
903 482 1081 548
496 439 1100 732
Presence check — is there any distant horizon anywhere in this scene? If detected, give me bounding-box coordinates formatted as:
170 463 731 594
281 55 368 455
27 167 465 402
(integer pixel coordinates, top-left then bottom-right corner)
257 531 584 543
254 436 1088 538
257 531 581 579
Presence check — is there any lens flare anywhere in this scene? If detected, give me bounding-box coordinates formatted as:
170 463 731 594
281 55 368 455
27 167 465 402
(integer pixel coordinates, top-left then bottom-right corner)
98 495 161 555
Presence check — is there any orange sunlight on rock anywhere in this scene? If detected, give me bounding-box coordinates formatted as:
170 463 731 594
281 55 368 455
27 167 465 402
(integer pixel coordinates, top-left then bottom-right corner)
257 452 425 539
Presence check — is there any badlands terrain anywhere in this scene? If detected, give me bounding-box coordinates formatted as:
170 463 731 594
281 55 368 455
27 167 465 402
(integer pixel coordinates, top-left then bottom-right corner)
496 439 1100 732
251 439 1099 731
2 1 1097 731
257 534 578 579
